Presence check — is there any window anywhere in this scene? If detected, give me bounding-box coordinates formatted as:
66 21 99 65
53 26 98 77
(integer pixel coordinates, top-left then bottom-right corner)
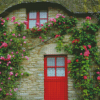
44 55 67 78
27 10 48 29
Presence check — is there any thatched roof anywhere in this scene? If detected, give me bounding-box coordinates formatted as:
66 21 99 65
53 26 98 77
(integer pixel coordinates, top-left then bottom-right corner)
0 0 100 17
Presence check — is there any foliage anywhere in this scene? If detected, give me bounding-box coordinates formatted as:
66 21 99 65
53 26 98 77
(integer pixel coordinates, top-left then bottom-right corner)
0 17 30 100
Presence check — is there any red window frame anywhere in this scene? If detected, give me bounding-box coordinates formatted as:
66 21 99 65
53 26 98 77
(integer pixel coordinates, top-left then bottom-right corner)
44 55 67 80
27 10 48 29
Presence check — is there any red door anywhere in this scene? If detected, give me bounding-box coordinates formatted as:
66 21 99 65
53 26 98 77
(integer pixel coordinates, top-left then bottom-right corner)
44 55 68 100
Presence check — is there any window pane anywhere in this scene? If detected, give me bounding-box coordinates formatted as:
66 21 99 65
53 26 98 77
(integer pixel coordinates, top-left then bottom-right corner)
47 57 55 66
29 20 36 28
29 11 36 19
57 57 65 66
40 10 47 18
40 20 47 25
47 68 55 76
56 68 65 76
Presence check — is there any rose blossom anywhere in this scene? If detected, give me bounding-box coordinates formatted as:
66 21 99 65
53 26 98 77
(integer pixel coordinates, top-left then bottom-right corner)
9 72 13 75
11 52 13 54
25 56 29 60
68 71 71 74
8 77 10 80
10 67 12 70
0 61 1 64
24 41 26 44
0 72 1 74
15 73 18 77
42 40 44 42
10 93 12 96
21 73 23 75
10 39 12 41
1 82 3 84
23 36 26 39
16 51 18 54
76 59 79 62
18 34 20 36
96 71 100 74
39 36 42 39
80 53 82 55
2 42 8 47
0 88 2 91
88 45 91 49
13 55 15 58
84 50 90 57
97 76 100 80
12 34 15 36
3 33 6 35
23 50 25 52
83 76 87 79
67 60 71 63
6 17 9 20
6 93 9 95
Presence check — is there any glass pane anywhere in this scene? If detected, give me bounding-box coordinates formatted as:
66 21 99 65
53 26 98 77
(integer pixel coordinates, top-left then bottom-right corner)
57 57 65 66
40 20 47 25
47 68 55 76
29 20 36 28
56 68 65 76
47 57 55 66
29 11 36 19
40 10 47 18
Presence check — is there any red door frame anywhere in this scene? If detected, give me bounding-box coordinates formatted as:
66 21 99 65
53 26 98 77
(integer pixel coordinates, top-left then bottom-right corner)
44 55 68 100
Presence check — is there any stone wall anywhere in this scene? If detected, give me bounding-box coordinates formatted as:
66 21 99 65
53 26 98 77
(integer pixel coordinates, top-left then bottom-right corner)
4 3 100 100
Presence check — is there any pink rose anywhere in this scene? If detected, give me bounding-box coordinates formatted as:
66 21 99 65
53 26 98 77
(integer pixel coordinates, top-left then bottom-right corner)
10 39 12 41
0 72 1 74
7 54 11 61
12 16 15 20
3 33 6 35
15 73 18 77
42 40 44 42
86 16 91 20
6 93 9 96
16 51 18 54
22 54 23 56
13 55 15 58
88 45 91 49
23 36 26 39
68 71 71 74
36 23 39 26
6 17 9 20
83 45 87 50
83 76 87 79
63 22 65 24
2 42 8 47
25 56 29 60
24 41 26 43
8 77 10 80
10 93 12 96
9 72 13 75
10 67 12 70
16 36 17 37
11 52 13 54
41 24 43 26
67 60 71 63
0 61 1 64
39 36 42 39
97 76 100 80
48 25 50 27
0 88 2 91
1 82 3 84
10 90 12 92
18 34 20 36
20 44 22 46
84 50 90 57
23 50 25 52
80 53 82 55
12 34 15 36
21 73 23 75
96 71 100 74
24 21 28 25
1 23 4 25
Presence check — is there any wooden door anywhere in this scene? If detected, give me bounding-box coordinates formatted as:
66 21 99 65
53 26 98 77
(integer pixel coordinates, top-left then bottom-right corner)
44 55 68 100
